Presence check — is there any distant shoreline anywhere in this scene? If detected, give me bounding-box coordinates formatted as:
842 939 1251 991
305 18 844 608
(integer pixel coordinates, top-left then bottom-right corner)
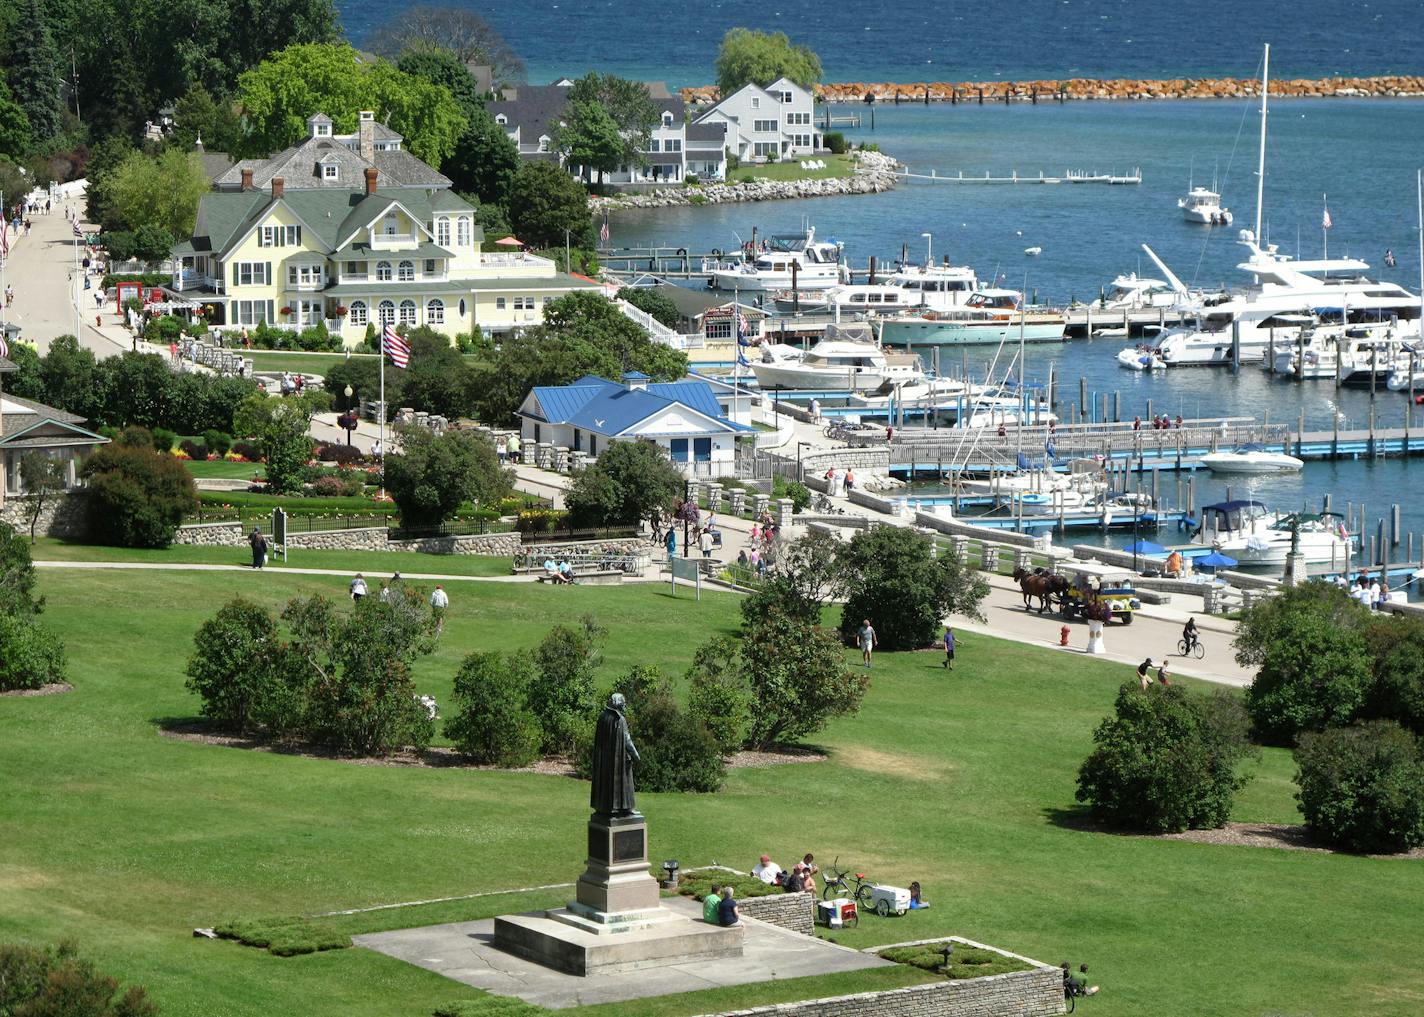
681 74 1424 106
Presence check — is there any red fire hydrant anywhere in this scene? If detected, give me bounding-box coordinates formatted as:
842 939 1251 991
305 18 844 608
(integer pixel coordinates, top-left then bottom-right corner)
1060 625 1071 647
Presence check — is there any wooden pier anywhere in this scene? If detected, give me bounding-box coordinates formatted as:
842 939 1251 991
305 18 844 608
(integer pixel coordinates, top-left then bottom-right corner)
897 167 1142 185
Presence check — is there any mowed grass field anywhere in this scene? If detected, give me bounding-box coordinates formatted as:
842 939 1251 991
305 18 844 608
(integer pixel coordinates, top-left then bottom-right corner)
3 567 1423 1017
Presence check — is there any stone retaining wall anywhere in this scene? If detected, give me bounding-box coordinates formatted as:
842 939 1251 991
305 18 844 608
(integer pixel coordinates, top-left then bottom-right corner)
172 521 246 546
590 152 899 211
0 491 91 540
803 449 891 474
171 521 593 560
738 892 815 936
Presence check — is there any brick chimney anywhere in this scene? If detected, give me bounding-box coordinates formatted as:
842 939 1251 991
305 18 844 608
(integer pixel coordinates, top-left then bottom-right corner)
358 110 375 162
271 176 284 199
364 167 378 195
240 166 253 191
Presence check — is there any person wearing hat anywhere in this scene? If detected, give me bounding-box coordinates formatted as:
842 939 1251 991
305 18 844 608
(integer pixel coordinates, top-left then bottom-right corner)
1137 658 1155 691
751 854 782 885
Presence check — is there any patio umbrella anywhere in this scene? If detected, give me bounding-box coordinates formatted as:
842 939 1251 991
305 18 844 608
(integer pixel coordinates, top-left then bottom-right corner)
1196 550 1238 570
495 236 524 246
1122 539 1166 556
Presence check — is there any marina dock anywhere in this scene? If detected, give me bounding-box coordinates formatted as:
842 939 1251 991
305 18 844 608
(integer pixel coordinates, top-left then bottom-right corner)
896 167 1142 185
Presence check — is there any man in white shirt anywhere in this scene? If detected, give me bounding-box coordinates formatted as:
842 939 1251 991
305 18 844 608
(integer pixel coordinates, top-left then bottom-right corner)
751 854 782 885
429 585 449 610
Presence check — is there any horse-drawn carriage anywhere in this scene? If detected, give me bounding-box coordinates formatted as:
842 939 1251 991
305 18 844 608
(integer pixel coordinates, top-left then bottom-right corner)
1059 571 1141 625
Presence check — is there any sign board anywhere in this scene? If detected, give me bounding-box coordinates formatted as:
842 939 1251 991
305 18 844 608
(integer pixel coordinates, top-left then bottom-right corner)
271 508 288 563
669 556 702 601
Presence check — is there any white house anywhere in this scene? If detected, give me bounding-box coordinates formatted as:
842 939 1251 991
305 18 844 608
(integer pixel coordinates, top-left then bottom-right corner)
516 372 754 477
694 77 820 162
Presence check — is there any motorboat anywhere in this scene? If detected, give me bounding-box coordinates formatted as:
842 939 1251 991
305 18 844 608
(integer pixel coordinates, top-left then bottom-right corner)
706 226 847 292
1199 443 1304 474
1179 185 1233 225
1116 345 1167 371
1024 246 1042 257
879 290 1067 348
771 262 982 316
1214 511 1354 567
749 337 923 392
1101 273 1185 310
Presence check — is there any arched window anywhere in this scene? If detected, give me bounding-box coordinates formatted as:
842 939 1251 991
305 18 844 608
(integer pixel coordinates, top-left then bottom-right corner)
348 300 367 326
398 260 414 281
456 217 471 247
436 217 450 246
375 260 392 281
662 111 673 126
377 300 396 325
426 298 444 325
398 299 417 326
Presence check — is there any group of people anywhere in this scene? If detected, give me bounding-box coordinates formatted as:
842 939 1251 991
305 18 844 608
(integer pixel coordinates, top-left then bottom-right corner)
1132 414 1183 431
495 433 522 463
1336 572 1389 610
542 558 577 584
278 372 307 396
823 467 856 496
752 852 821 895
1136 656 1173 689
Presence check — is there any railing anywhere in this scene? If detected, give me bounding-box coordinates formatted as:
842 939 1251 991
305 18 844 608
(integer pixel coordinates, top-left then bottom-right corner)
386 517 513 540
519 524 641 544
481 252 556 269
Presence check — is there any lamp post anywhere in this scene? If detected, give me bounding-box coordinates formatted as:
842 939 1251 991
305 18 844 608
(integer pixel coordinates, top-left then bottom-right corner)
343 384 355 446
797 441 811 482
921 231 932 267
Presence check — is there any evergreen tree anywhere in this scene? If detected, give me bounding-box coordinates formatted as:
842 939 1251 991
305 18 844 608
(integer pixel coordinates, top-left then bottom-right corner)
6 0 64 145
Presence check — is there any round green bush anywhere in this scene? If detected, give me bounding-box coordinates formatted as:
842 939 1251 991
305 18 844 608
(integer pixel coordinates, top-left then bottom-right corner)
1294 720 1424 854
444 651 543 768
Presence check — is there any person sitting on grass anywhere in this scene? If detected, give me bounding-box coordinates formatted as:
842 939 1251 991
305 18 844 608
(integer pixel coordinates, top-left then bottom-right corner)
908 880 930 909
752 854 782 885
718 886 740 926
702 883 722 923
783 863 806 893
1062 962 1099 997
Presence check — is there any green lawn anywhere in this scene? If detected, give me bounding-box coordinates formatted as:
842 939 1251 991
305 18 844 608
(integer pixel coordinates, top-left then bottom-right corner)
730 153 855 184
185 459 266 481
245 352 375 374
4 570 1423 1017
28 537 513 578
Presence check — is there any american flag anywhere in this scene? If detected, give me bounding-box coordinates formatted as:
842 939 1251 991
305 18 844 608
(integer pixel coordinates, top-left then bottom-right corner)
1 224 8 256
1322 204 1332 231
599 213 609 246
382 324 411 368
72 221 83 237
735 308 750 344
0 336 9 359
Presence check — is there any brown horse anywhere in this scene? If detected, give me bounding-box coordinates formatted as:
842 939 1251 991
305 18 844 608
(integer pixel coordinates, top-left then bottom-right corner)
1013 566 1068 614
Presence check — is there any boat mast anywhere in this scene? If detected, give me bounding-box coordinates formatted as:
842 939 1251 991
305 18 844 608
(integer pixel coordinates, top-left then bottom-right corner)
1417 169 1423 332
1253 44 1270 244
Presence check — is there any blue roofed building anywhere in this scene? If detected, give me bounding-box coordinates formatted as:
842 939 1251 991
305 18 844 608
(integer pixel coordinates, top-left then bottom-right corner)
516 372 754 477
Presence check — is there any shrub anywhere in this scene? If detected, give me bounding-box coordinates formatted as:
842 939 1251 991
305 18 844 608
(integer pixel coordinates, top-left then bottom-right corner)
151 427 178 452
620 672 726 792
385 428 511 529
1361 615 1424 736
81 440 200 547
178 439 208 461
0 611 67 691
445 651 543 767
823 131 848 155
215 916 350 956
686 637 754 755
516 509 564 534
1076 682 1255 833
0 941 158 1016
231 440 260 461
527 617 604 755
185 598 281 732
772 474 811 513
203 430 233 457
564 439 681 529
308 475 353 498
838 527 988 651
1294 720 1424 854
316 442 364 465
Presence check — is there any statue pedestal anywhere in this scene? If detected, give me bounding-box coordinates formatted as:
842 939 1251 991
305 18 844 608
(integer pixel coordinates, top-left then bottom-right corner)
492 810 743 976
1283 550 1306 587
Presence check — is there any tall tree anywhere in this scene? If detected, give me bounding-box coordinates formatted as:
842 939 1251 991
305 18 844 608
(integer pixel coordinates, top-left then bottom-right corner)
6 0 63 145
506 159 590 249
558 99 624 184
171 83 242 154
566 73 659 171
363 5 524 87
447 107 519 208
396 49 485 116
106 148 210 238
715 28 822 95
236 44 467 166
0 78 32 161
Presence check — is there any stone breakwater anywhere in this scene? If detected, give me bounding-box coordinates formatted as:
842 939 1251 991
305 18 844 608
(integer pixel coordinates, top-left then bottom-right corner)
681 74 1424 105
588 150 898 211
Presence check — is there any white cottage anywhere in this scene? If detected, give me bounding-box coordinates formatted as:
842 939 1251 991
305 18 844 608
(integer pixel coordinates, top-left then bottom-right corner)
516 373 754 477
694 77 820 162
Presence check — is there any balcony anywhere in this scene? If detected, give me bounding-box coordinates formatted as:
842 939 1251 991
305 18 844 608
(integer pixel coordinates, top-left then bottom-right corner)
369 233 420 251
171 269 223 294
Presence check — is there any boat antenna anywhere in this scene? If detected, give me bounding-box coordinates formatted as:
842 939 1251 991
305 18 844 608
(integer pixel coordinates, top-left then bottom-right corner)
1253 43 1270 244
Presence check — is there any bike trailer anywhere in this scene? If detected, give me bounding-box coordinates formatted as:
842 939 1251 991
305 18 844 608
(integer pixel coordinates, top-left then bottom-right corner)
866 884 910 917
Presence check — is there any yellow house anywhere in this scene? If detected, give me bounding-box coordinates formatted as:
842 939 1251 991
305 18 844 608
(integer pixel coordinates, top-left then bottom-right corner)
171 112 600 344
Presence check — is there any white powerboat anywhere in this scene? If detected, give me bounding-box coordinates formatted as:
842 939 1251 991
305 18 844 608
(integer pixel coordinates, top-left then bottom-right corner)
1199 443 1303 474
1213 511 1354 566
1179 185 1233 225
880 290 1067 348
1116 345 1167 371
1101 273 1186 310
750 338 923 392
771 262 982 316
706 227 847 292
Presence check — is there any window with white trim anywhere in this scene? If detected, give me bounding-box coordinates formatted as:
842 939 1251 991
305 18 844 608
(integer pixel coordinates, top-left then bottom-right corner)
513 296 535 310
397 260 414 281
398 299 417 326
376 260 392 281
751 97 759 109
322 164 338 180
286 264 324 286
377 300 396 325
383 213 399 236
665 138 681 152
649 138 660 152
786 112 810 125
349 300 368 325
456 217 471 247
424 259 437 275
780 91 793 103
231 262 271 286
753 119 777 133
232 299 274 325
436 217 450 246
426 298 444 324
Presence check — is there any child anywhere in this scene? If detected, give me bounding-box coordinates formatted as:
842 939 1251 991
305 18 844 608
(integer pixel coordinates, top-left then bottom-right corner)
942 626 956 670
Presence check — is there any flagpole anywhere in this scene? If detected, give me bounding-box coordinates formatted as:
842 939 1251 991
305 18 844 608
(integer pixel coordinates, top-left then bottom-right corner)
1322 193 1328 262
379 331 386 500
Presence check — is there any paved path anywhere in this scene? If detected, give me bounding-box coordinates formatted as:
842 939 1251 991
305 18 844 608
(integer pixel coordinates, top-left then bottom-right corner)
33 559 531 584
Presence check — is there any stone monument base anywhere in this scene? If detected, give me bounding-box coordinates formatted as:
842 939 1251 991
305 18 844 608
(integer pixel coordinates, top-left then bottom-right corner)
493 907 744 976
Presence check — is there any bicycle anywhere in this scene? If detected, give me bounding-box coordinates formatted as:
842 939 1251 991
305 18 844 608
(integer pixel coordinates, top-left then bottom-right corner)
819 856 875 911
1177 636 1205 660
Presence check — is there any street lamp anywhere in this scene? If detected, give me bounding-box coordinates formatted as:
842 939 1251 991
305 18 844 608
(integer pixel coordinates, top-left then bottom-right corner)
343 384 355 446
797 441 811 481
921 232 932 267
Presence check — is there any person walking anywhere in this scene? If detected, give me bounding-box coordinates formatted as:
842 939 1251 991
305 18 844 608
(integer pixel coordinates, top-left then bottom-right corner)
858 618 877 669
349 573 368 601
942 625 956 670
247 526 267 569
430 584 450 633
699 527 714 559
665 527 676 560
507 433 521 462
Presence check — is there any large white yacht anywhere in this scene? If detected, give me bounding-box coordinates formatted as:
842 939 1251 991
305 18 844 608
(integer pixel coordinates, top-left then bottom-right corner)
770 262 981 315
706 227 847 292
1192 500 1354 567
750 338 924 392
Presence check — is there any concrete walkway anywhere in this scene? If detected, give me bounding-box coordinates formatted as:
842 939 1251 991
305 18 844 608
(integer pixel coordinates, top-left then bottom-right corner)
32 559 531 584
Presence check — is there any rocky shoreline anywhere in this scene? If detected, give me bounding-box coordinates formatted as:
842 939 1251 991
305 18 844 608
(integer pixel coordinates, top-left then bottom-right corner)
681 74 1424 105
588 150 899 211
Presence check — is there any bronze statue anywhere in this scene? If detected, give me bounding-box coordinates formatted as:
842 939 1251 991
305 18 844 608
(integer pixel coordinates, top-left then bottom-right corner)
590 693 639 816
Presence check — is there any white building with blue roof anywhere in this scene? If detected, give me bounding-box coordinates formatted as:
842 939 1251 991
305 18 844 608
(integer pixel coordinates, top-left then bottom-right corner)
516 372 755 477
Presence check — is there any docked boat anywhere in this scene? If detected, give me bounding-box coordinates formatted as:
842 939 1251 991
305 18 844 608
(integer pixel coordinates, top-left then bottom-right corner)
749 338 923 392
879 290 1067 348
1179 185 1234 225
771 262 982 316
1199 443 1304 474
1214 511 1354 566
1100 273 1185 310
1116 344 1167 371
706 227 847 292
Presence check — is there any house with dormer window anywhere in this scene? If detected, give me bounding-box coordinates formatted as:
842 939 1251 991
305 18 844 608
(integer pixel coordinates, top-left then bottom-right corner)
694 77 820 162
171 111 600 343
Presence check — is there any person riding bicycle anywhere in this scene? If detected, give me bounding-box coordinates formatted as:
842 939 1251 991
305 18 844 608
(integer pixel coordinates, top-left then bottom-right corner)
1182 617 1198 655
1062 963 1099 998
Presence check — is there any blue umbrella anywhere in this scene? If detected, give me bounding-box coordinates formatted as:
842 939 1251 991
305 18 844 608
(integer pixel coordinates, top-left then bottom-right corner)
1122 539 1166 556
1196 550 1238 570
